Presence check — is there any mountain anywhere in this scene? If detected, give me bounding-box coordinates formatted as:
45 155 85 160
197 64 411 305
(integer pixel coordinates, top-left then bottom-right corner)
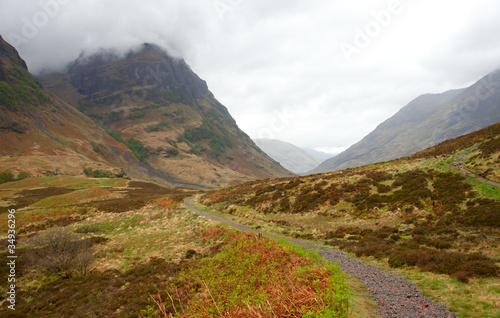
253 138 322 174
303 148 336 161
0 35 138 178
310 70 500 173
41 43 293 187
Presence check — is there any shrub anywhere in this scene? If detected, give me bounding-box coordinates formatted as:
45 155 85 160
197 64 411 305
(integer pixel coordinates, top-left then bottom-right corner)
0 81 18 111
83 168 110 178
0 171 15 184
425 238 452 250
462 199 500 227
388 247 499 279
16 171 31 181
459 260 500 278
145 120 169 133
167 147 179 157
125 137 149 162
27 227 93 278
128 109 147 119
451 271 471 283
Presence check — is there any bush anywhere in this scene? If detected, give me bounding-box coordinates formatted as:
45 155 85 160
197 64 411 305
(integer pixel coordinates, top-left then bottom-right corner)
145 120 169 133
125 137 149 162
83 168 110 178
0 171 15 184
388 247 499 279
462 199 500 227
425 238 452 249
167 147 179 157
27 227 93 278
0 81 18 111
16 171 31 181
451 271 471 283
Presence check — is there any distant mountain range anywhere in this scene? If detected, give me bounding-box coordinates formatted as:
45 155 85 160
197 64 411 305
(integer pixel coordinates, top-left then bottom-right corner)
303 148 335 161
0 37 293 187
310 69 500 174
253 138 332 174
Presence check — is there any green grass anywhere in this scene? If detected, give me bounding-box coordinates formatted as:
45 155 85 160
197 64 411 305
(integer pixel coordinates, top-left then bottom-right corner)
468 178 500 199
169 227 350 317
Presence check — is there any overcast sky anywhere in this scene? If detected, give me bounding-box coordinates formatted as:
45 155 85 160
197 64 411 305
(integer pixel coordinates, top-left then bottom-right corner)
1 0 500 154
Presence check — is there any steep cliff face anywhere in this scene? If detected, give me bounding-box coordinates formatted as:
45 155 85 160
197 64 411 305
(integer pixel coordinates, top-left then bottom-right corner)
0 35 139 178
42 43 294 187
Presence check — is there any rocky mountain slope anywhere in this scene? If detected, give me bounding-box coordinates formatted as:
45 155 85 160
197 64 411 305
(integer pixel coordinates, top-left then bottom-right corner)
0 35 138 178
253 138 322 174
311 70 500 173
40 43 294 187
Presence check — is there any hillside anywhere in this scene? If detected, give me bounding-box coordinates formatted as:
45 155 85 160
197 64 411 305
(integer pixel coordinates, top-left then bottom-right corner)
311 70 500 173
253 138 322 174
200 122 500 317
303 147 336 161
0 35 138 178
41 44 294 187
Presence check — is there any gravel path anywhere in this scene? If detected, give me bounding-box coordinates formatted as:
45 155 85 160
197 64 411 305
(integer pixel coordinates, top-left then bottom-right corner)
320 248 457 318
185 196 458 318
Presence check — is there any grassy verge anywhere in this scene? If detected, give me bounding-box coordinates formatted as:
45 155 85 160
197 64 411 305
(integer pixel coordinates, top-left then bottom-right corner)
164 226 350 317
190 198 377 318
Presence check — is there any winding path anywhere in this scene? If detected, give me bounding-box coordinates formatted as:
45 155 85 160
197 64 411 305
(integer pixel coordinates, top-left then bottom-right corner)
451 152 500 188
184 197 458 318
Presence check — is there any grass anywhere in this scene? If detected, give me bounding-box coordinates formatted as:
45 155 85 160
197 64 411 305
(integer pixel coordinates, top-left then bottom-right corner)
33 188 124 207
467 178 500 199
0 175 128 190
165 226 350 317
0 175 358 317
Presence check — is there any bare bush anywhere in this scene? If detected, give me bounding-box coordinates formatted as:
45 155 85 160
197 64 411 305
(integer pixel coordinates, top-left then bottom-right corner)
28 227 93 278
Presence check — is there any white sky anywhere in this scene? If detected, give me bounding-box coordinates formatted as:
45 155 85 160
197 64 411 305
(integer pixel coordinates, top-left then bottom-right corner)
1 0 500 154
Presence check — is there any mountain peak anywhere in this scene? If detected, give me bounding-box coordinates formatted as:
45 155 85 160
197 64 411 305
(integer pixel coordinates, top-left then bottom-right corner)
41 43 294 187
66 43 208 100
0 34 28 73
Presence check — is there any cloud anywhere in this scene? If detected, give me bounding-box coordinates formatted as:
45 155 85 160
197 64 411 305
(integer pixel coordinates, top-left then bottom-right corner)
1 0 499 151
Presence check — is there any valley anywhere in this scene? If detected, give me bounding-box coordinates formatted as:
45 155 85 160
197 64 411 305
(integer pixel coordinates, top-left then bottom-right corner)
199 123 500 318
0 29 499 318
0 121 498 317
